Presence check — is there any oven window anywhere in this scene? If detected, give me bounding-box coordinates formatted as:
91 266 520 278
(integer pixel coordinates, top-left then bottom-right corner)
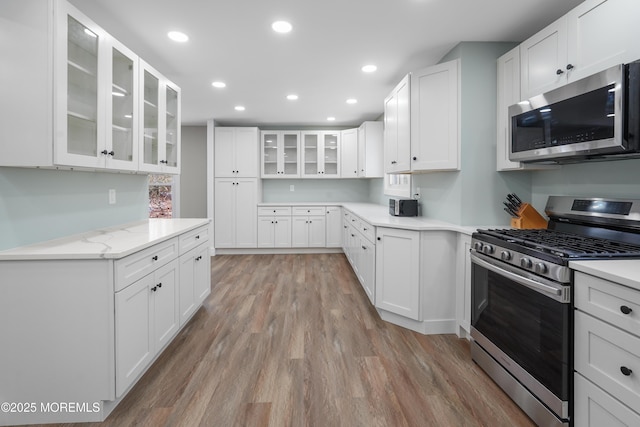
471 263 571 400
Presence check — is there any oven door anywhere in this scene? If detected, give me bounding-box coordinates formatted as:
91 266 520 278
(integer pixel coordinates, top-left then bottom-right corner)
470 251 571 421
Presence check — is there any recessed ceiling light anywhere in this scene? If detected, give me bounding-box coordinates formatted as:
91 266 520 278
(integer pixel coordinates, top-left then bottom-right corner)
346 98 358 104
286 94 299 100
235 106 246 111
272 21 292 33
327 116 336 121
211 81 226 88
167 31 189 42
361 64 377 73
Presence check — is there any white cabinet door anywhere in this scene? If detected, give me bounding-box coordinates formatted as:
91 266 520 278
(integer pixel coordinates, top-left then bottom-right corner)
214 179 236 248
308 216 326 247
291 216 309 247
115 273 154 397
273 216 292 248
375 227 420 320
234 178 258 248
178 251 196 323
455 234 472 336
520 17 568 99
215 127 259 178
194 245 211 304
325 207 342 248
410 59 460 171
358 121 383 178
340 128 358 178
566 0 640 83
360 237 376 304
54 1 108 169
384 75 411 173
496 46 524 171
152 260 179 352
257 216 276 248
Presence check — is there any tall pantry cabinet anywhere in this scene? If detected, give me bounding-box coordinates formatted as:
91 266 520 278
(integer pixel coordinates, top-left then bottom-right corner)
213 127 260 248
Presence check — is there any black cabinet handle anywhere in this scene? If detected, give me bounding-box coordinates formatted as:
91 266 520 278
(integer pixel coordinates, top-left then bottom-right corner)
621 305 633 315
391 160 397 164
566 64 574 70
108 151 115 156
195 235 200 239
151 286 157 292
362 246 366 250
157 282 162 288
556 69 564 75
152 255 158 261
621 366 633 376
195 256 202 261
160 160 168 164
101 150 108 155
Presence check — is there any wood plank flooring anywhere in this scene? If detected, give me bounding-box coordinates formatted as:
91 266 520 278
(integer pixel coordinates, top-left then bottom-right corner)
42 254 535 427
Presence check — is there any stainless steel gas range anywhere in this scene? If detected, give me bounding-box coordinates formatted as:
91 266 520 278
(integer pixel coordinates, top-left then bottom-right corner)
470 196 640 427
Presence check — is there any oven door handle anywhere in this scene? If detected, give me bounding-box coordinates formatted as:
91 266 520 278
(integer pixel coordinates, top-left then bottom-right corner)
470 252 567 299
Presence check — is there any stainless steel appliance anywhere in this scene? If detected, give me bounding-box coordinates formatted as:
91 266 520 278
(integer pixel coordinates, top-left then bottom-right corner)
471 196 640 427
509 60 640 163
389 198 418 216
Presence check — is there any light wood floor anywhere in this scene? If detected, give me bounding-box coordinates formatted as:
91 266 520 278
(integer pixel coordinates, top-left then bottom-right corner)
44 254 535 427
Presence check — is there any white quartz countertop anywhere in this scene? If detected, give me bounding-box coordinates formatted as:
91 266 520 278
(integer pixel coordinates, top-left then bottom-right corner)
0 218 211 261
258 202 504 235
570 259 640 291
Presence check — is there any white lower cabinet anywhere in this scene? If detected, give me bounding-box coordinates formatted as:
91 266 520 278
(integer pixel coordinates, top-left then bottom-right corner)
574 270 640 424
214 178 259 248
179 243 211 324
325 206 343 248
455 233 472 337
375 227 421 320
292 207 326 248
375 227 457 333
343 210 376 304
258 207 292 248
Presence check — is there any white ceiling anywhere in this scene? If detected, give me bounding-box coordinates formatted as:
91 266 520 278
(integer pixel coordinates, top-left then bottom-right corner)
69 0 584 127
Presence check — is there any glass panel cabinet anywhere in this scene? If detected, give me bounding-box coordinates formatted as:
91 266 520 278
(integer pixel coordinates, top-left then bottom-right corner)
301 131 341 178
0 1 180 173
261 131 300 178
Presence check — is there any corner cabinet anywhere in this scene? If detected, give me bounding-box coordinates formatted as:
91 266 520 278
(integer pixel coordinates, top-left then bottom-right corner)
0 0 180 173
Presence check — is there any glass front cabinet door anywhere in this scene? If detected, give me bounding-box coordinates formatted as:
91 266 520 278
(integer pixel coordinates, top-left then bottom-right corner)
54 2 107 169
301 131 341 178
138 61 181 174
261 131 300 178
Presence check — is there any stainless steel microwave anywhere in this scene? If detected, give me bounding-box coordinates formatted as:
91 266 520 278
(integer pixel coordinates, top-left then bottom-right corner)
508 61 640 163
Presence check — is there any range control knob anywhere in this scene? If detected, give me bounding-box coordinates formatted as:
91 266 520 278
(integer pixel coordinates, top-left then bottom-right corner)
534 262 548 274
482 245 495 255
521 257 533 269
500 251 512 261
474 242 484 251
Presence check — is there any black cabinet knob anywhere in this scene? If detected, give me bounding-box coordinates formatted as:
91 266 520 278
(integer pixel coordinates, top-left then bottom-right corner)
152 255 158 261
377 237 381 241
108 151 115 156
195 235 200 239
157 282 162 288
621 305 633 315
621 366 633 376
151 286 157 292
566 64 574 70
556 69 564 75
413 157 417 161
101 150 108 155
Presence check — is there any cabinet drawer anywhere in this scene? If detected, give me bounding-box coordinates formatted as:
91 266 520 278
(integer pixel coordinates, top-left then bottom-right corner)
359 220 375 243
574 373 640 427
575 310 640 411
258 206 292 216
115 238 179 292
575 271 640 337
179 225 209 254
292 206 325 216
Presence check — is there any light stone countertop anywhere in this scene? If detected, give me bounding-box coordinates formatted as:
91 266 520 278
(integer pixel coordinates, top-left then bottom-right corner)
570 259 640 291
0 218 210 261
258 202 504 235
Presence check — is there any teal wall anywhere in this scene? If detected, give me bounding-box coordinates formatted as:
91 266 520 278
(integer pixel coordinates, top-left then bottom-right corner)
262 179 371 203
0 168 148 251
410 42 530 226
530 158 640 213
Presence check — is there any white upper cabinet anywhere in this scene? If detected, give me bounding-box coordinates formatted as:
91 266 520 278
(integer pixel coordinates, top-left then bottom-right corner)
496 46 522 171
384 74 411 173
410 59 460 171
301 131 341 178
340 128 358 178
261 131 300 178
138 61 181 174
357 121 383 178
0 0 180 173
521 0 640 99
214 127 259 178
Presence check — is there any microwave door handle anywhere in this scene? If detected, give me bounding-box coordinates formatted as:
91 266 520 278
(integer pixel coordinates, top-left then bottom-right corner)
470 253 563 298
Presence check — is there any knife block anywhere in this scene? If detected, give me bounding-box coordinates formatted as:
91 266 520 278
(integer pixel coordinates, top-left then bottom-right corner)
510 203 548 229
